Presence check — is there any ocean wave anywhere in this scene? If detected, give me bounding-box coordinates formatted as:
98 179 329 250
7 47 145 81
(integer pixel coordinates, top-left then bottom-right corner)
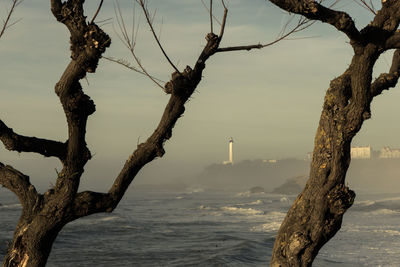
236 191 251 197
199 205 211 210
372 229 400 236
0 203 21 209
355 200 375 207
370 209 400 216
220 206 264 216
280 197 289 202
185 187 204 194
98 216 121 222
250 221 282 232
236 200 264 206
265 211 286 219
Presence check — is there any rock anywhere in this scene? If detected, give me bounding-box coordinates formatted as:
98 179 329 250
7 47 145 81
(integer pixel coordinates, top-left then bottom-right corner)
272 176 308 195
250 186 265 193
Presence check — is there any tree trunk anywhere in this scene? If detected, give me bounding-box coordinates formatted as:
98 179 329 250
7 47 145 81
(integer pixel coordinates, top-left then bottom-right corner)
2 215 62 267
271 51 378 266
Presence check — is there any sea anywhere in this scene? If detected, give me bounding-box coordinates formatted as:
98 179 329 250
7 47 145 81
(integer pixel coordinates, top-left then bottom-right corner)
1 187 400 267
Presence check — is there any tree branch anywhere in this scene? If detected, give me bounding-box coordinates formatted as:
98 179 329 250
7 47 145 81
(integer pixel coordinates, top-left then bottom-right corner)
371 49 400 97
0 0 22 40
0 120 67 160
50 0 110 202
384 31 400 50
268 0 360 42
138 0 180 73
113 1 165 91
217 15 312 53
90 0 104 24
0 162 40 212
72 32 223 217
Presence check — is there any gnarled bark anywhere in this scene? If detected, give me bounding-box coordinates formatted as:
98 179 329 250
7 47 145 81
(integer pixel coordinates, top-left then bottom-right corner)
269 1 400 266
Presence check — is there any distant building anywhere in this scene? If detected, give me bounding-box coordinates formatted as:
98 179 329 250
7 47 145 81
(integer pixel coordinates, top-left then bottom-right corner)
223 137 234 165
351 146 371 159
263 159 277 163
379 146 400 158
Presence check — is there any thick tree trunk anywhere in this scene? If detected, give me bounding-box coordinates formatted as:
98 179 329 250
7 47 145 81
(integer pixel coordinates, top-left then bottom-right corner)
2 215 62 267
271 51 379 266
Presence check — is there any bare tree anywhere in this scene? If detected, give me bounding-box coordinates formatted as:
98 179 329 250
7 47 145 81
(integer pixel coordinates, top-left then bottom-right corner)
266 1 400 266
0 1 310 266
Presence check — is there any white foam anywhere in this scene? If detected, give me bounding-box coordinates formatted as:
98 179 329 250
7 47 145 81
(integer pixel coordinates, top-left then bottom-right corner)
236 200 263 206
250 221 282 232
265 211 286 219
370 209 399 216
0 203 21 209
220 206 263 216
280 197 289 202
372 229 400 236
236 191 251 197
99 216 120 222
199 205 211 210
356 200 375 206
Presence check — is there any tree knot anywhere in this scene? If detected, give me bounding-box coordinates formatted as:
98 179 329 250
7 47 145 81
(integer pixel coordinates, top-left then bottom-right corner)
164 66 197 97
327 184 355 215
204 33 220 55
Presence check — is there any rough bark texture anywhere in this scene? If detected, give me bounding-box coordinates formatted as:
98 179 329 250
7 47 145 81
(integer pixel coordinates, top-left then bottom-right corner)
0 2 231 266
269 1 400 266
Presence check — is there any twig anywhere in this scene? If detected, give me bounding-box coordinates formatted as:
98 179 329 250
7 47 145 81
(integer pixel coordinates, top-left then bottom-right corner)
113 1 165 90
90 0 104 24
217 15 313 53
210 0 213 33
137 0 180 73
219 0 228 39
201 0 221 25
352 0 376 15
0 0 22 40
103 56 165 84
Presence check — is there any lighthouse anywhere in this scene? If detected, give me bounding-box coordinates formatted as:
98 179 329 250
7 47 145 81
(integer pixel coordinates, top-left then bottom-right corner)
229 137 234 164
223 138 234 165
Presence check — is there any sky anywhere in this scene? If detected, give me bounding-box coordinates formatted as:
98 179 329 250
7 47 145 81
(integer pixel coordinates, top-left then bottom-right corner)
1 0 400 191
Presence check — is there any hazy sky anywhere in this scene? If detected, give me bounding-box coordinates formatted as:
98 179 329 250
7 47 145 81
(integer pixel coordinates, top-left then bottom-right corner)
1 1 399 190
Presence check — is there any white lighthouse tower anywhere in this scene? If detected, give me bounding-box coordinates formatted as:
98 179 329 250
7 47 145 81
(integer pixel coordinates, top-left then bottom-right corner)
223 137 234 165
229 137 234 164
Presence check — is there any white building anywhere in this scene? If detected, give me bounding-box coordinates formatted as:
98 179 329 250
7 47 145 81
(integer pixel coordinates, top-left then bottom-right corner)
379 146 400 158
351 146 371 159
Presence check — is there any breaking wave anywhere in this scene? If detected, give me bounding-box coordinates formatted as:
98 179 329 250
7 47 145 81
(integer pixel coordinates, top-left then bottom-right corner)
220 206 264 216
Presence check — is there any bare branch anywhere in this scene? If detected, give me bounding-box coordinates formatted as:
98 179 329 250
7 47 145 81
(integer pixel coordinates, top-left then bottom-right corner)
384 31 400 49
0 0 23 40
112 2 165 91
137 0 180 73
0 119 67 160
218 0 228 40
352 0 376 15
366 1 400 33
210 0 213 33
217 16 313 53
268 0 361 42
72 32 224 217
0 162 40 212
201 0 222 25
90 0 104 24
50 0 110 201
371 49 400 97
103 56 165 84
